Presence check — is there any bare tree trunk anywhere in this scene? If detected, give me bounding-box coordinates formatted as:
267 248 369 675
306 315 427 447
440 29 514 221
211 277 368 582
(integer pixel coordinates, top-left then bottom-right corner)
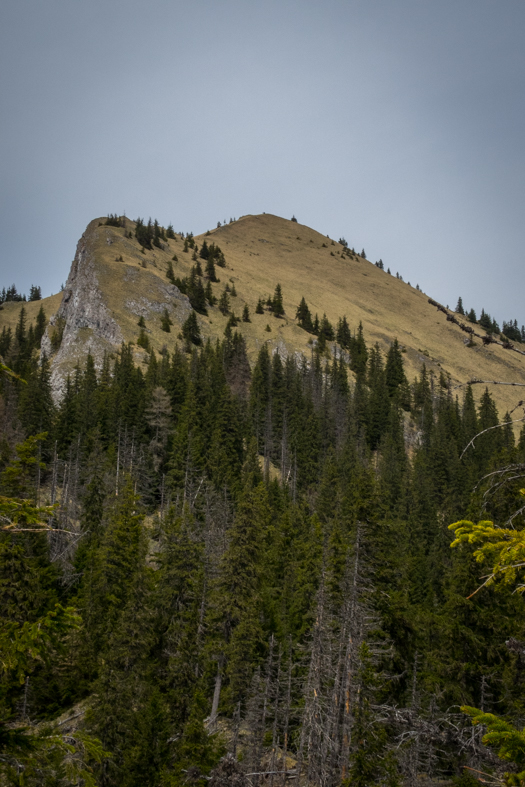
115 423 121 496
281 648 292 786
209 661 223 733
51 440 58 504
269 646 282 786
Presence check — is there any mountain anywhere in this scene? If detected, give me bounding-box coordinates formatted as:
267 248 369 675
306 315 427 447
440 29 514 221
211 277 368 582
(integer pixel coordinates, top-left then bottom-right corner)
1 212 525 413
4 213 525 785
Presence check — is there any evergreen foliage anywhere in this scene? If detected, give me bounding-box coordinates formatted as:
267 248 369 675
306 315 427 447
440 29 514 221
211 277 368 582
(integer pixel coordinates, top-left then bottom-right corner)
166 261 176 285
218 289 230 316
271 284 284 316
161 308 173 333
296 297 314 332
1 285 27 303
135 218 154 250
28 285 42 301
1 317 523 786
181 310 201 349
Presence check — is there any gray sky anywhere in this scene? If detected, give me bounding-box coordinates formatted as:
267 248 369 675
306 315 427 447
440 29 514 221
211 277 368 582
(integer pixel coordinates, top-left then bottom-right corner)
1 0 524 326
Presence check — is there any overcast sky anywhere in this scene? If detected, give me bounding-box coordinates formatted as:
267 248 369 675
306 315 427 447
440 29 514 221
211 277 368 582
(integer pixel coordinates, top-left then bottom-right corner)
1 0 524 325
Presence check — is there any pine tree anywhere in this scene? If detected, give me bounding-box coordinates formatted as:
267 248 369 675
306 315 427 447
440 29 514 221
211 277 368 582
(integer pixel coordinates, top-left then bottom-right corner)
349 322 368 376
249 344 271 444
207 475 269 710
205 281 216 306
161 308 173 333
366 344 390 450
272 284 284 317
182 311 201 350
296 297 313 332
137 328 151 351
479 308 493 332
76 479 147 671
153 218 162 248
187 267 208 314
166 260 176 285
156 506 205 723
343 644 398 786
385 338 410 408
17 355 55 441
336 316 351 349
28 285 42 301
205 256 218 282
86 513 160 786
218 289 230 316
34 305 46 346
145 386 172 472
317 314 334 352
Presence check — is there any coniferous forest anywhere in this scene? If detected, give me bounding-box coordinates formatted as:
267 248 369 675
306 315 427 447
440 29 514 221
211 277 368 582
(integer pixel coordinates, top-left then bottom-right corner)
2 304 525 786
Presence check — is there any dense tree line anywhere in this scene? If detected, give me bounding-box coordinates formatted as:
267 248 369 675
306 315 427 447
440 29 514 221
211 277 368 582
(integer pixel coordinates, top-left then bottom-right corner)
1 310 525 785
0 284 42 304
455 297 525 343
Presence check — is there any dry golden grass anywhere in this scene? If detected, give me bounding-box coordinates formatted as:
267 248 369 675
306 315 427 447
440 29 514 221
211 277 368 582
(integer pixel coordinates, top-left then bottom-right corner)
2 213 525 422
0 293 62 335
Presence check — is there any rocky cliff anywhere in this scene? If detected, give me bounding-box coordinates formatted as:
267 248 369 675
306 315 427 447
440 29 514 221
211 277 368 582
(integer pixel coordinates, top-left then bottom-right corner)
40 218 191 400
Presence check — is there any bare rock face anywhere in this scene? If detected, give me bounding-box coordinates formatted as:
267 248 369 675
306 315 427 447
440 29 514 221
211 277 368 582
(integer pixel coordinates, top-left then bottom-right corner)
41 220 193 402
42 223 125 401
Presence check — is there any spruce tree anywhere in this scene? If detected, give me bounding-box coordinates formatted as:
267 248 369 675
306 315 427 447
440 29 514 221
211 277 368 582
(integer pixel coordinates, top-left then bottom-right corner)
205 256 217 282
218 289 230 316
161 308 173 333
207 472 269 710
166 260 176 285
34 305 46 346
296 297 313 332
336 315 351 348
182 311 201 350
272 284 284 317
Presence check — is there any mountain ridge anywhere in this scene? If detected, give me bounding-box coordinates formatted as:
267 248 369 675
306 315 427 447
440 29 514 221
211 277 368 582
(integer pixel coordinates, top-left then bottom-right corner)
1 212 524 417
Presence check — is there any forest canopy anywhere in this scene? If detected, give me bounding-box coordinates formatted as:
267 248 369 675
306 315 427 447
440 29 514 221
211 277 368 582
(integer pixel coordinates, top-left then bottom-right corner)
1 313 525 786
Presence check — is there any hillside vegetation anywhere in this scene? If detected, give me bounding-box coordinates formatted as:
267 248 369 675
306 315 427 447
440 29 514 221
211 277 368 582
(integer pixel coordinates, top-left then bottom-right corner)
1 213 524 414
1 214 525 785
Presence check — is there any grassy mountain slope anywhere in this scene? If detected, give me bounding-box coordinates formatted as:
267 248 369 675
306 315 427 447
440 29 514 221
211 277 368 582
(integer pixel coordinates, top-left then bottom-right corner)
2 213 524 417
